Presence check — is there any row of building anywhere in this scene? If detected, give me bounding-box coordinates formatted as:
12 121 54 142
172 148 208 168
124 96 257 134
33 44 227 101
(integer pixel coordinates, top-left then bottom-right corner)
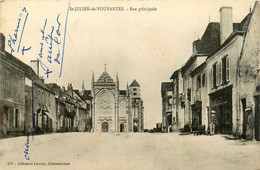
162 2 260 140
0 32 144 137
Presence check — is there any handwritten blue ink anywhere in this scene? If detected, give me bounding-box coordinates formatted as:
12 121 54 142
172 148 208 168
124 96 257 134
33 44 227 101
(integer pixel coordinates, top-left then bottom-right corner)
17 12 29 53
59 0 71 78
38 43 44 58
54 48 60 64
8 7 31 56
37 58 52 78
56 14 61 37
24 132 33 160
45 26 54 63
41 19 47 41
24 133 30 160
22 46 31 55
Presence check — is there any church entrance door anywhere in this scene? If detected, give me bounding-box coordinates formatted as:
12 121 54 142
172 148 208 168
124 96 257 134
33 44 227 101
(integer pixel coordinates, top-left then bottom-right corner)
120 124 124 132
102 122 109 132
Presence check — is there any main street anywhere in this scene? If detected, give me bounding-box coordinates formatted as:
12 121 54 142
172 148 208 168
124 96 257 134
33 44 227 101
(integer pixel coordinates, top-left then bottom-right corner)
0 133 259 170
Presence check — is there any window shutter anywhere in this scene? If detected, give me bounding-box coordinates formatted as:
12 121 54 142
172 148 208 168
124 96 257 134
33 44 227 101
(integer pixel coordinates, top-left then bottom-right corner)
179 78 183 93
219 62 222 84
19 110 21 127
226 57 230 81
210 68 213 88
216 63 219 86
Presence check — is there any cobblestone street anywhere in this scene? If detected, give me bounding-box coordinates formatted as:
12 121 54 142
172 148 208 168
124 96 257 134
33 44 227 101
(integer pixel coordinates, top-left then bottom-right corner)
0 133 259 170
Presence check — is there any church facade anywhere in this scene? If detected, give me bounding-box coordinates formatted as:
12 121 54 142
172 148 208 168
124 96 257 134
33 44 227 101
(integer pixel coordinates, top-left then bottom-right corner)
91 68 144 133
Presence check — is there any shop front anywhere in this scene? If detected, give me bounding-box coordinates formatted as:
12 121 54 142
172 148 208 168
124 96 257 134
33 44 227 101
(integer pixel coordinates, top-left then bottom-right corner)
191 101 202 131
209 86 233 134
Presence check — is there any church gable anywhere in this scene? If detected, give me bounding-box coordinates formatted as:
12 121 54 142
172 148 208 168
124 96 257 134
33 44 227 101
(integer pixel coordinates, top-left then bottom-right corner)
96 71 115 83
130 79 140 87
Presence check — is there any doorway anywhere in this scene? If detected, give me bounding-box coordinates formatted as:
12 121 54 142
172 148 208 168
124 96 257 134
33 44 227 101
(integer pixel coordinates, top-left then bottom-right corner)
102 122 109 132
241 98 247 138
3 106 9 135
120 124 124 132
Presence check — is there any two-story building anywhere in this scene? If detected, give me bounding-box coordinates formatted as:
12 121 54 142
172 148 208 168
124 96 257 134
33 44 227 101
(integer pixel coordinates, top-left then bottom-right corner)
0 33 25 137
24 60 56 134
190 62 208 131
161 82 173 132
237 2 260 140
180 21 220 128
207 7 251 134
170 69 185 130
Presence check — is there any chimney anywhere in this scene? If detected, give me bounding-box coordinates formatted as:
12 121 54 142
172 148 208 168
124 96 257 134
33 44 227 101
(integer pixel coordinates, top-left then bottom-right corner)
30 60 39 76
0 33 5 51
61 86 65 92
219 7 233 45
192 40 200 53
67 83 73 97
40 76 44 83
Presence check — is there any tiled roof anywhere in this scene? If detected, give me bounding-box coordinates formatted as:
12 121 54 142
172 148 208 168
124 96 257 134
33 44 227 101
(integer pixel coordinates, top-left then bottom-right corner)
190 62 207 77
207 13 252 60
96 71 114 83
81 90 92 100
2 51 53 93
170 69 180 80
130 79 140 87
161 82 172 94
182 12 252 71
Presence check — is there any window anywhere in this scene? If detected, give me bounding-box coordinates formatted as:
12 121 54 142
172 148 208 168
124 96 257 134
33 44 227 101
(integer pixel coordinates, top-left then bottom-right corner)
179 78 183 93
226 57 230 81
168 97 172 105
15 75 19 86
133 88 137 91
133 92 137 95
4 70 10 92
48 93 51 106
34 113 38 127
222 56 230 83
42 91 44 101
197 74 201 89
202 73 206 87
13 109 19 128
213 63 217 87
216 63 219 86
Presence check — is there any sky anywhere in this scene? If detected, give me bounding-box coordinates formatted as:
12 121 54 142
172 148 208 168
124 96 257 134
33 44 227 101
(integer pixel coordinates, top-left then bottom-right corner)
0 0 254 129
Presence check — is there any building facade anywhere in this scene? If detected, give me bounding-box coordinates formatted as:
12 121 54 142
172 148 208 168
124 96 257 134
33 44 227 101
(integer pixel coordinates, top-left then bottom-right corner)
0 33 25 136
170 69 185 130
190 62 208 131
24 61 56 134
237 2 260 140
167 3 260 140
161 82 173 132
91 68 144 132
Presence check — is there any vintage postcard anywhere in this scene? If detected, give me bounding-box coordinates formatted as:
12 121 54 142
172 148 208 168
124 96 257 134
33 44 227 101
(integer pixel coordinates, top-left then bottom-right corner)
0 0 260 170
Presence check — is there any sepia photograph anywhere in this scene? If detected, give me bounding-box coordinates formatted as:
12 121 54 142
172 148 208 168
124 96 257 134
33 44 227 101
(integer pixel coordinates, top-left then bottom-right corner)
0 0 260 169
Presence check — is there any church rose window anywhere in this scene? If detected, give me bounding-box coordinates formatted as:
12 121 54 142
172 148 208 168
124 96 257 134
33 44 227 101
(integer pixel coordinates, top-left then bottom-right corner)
96 90 114 115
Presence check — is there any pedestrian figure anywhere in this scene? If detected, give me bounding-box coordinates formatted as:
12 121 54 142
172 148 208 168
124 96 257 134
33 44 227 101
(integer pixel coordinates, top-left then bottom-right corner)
189 121 192 133
169 125 173 132
210 110 216 135
209 121 215 135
